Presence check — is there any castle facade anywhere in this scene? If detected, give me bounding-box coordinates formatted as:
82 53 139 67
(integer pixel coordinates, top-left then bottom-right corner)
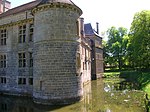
0 0 103 105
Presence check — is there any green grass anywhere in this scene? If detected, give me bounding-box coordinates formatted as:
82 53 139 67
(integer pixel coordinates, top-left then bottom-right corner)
103 72 120 78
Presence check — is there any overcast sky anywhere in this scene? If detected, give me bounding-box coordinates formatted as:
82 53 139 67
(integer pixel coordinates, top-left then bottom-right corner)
9 0 150 35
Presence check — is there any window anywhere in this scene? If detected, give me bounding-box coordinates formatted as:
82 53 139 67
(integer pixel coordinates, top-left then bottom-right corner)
18 78 26 85
0 55 6 68
96 53 102 60
18 53 26 67
40 81 43 90
96 53 99 60
29 78 33 85
83 62 84 70
1 77 6 84
0 29 7 45
29 24 34 42
29 52 33 67
1 103 7 111
18 25 26 43
76 21 79 36
76 53 81 69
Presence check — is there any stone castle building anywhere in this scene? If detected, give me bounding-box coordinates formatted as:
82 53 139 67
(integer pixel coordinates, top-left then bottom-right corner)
0 0 103 105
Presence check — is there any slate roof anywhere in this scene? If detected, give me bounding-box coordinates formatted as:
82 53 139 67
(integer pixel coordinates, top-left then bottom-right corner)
84 23 95 36
0 1 40 18
84 23 102 38
0 0 77 18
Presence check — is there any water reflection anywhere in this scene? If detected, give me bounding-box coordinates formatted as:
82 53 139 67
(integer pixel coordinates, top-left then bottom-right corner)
104 78 140 92
0 78 147 112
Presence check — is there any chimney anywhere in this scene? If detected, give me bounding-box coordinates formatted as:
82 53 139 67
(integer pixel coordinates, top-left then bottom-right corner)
0 0 11 14
96 22 99 34
78 17 85 38
3 0 5 12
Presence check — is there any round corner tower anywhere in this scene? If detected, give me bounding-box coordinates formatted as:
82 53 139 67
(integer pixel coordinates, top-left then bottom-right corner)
32 0 83 105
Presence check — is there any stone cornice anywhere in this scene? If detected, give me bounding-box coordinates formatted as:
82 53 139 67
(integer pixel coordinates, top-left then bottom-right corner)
32 2 82 16
0 18 34 29
81 41 91 50
34 39 78 44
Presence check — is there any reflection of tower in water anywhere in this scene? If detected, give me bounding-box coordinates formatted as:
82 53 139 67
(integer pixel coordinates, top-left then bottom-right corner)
0 95 66 112
82 82 92 112
0 95 34 112
91 79 105 112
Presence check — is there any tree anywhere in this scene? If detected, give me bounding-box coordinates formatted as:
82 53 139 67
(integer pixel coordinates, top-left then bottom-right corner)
105 26 128 70
129 10 150 70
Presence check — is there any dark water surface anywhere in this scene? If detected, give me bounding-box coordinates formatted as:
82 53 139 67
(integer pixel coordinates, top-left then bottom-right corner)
0 78 146 112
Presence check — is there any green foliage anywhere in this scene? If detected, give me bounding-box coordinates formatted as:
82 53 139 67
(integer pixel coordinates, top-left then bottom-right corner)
120 71 150 96
104 10 150 71
104 26 129 70
129 10 150 69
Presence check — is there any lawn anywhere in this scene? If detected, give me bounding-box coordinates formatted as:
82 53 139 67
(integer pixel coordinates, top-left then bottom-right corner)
103 72 120 78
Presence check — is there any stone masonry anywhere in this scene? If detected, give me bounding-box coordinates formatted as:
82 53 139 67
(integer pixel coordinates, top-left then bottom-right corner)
0 0 103 105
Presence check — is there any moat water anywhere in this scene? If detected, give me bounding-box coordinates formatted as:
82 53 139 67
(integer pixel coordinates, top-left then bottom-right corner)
0 78 147 112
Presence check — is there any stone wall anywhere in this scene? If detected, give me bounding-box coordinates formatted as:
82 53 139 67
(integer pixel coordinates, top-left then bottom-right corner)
0 0 94 105
0 10 34 95
32 4 83 104
95 48 104 78
86 35 104 79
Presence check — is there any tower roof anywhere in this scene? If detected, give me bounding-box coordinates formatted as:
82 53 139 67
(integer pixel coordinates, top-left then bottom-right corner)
84 23 102 38
84 23 95 36
33 0 82 16
38 0 75 5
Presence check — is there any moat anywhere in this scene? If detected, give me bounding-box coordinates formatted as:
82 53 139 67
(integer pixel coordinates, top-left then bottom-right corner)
0 78 147 112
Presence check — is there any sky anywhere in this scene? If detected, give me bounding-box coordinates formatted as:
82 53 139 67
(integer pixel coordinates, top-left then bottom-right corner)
9 0 150 36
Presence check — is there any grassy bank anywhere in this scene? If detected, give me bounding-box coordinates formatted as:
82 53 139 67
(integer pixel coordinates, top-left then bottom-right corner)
120 71 150 97
104 70 150 97
103 72 120 78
